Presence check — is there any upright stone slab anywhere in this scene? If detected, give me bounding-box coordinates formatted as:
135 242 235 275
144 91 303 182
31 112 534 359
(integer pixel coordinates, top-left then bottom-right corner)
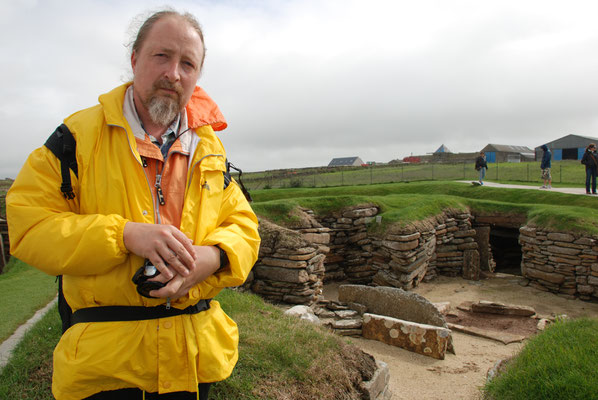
362 314 451 360
462 249 480 281
474 225 493 271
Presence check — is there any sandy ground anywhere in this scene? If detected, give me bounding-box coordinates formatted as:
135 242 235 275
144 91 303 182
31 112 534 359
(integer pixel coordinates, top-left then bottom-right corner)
324 274 598 400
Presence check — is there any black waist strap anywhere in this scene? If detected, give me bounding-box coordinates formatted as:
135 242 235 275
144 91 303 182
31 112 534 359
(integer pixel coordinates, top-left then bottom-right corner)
70 299 212 325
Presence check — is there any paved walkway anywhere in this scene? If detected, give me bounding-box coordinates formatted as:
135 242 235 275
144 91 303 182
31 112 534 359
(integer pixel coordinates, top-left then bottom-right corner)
458 181 591 196
0 297 57 371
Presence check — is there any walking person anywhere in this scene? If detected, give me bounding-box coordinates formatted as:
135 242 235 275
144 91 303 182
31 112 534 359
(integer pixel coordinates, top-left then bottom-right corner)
474 151 488 185
7 8 260 400
540 144 552 189
581 143 598 194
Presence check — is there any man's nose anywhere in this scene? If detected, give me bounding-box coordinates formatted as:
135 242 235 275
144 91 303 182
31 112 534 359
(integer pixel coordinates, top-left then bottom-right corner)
164 60 182 82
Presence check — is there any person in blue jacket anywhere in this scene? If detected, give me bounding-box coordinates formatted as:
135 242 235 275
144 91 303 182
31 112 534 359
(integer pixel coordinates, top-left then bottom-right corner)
474 151 488 185
540 144 552 189
581 143 598 195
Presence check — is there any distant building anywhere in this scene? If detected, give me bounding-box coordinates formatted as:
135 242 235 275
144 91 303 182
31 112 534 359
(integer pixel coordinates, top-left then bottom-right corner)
534 134 598 161
328 156 364 167
434 144 452 153
481 144 535 163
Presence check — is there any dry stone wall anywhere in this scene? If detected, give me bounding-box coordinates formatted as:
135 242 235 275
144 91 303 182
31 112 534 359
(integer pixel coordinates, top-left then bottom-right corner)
319 205 379 283
250 219 328 305
432 214 478 277
519 227 598 301
370 212 479 290
251 206 484 306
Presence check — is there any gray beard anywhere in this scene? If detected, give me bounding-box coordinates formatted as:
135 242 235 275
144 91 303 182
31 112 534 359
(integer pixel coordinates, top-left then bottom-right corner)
147 96 180 127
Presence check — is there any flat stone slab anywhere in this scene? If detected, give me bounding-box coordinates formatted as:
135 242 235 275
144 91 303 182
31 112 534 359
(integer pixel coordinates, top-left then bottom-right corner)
448 323 526 345
471 301 536 317
362 313 451 360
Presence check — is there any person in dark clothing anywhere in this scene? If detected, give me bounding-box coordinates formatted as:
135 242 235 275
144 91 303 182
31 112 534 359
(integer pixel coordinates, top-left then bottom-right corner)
581 143 598 195
474 151 488 185
540 144 552 189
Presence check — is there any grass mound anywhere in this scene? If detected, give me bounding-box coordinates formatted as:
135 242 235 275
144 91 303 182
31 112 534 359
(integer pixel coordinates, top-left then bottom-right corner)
251 181 598 234
483 318 598 400
0 289 376 400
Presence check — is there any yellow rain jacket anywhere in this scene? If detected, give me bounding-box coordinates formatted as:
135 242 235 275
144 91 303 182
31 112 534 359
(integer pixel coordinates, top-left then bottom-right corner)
7 83 260 399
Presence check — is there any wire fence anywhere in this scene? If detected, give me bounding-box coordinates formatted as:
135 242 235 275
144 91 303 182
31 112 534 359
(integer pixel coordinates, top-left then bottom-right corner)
236 161 583 190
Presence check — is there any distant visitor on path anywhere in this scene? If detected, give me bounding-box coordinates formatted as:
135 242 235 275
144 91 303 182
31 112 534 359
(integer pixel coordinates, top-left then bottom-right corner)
474 151 488 185
581 143 598 195
540 144 552 189
6 8 260 400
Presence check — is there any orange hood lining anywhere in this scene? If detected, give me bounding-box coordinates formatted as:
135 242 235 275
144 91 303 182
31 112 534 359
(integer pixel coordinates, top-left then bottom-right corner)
186 86 228 132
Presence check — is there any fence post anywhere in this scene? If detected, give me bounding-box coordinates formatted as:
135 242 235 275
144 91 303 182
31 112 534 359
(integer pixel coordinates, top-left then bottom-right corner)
496 161 499 180
560 164 562 183
463 162 466 179
401 165 404 181
341 169 344 186
370 165 373 184
432 164 434 180
527 164 529 182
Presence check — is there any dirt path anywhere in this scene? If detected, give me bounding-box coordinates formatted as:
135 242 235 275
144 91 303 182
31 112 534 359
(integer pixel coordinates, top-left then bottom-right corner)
325 274 598 400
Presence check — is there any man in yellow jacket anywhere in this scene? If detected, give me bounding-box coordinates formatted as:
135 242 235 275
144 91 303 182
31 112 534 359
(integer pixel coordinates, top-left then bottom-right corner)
7 9 260 400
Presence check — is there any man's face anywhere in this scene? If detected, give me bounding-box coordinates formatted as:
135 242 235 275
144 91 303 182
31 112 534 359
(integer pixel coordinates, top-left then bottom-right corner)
131 16 204 126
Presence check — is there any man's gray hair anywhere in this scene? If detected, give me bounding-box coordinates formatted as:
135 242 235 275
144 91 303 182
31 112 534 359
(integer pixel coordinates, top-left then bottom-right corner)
130 8 206 68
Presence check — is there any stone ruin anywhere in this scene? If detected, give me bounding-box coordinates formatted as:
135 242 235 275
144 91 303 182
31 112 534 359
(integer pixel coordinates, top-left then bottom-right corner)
246 203 598 362
249 205 487 302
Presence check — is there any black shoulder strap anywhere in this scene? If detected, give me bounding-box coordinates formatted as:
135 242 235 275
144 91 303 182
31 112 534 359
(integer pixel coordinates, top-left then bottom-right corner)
223 160 252 202
44 124 78 200
56 275 72 333
45 124 78 333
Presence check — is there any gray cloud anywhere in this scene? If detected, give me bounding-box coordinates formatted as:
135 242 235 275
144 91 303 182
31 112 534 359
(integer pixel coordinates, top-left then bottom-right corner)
3 0 598 178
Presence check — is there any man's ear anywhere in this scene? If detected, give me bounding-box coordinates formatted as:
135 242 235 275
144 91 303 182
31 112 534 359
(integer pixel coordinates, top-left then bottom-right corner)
131 50 137 73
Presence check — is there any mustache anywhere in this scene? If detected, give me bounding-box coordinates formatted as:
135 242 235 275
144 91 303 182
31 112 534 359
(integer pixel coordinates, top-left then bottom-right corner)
153 79 183 96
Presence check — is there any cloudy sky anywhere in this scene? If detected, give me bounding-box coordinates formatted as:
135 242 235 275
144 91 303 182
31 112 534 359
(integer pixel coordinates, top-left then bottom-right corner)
2 0 598 178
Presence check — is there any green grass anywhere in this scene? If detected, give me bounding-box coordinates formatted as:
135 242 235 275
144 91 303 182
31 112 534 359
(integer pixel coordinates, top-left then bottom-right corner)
0 258 57 343
0 288 369 400
240 160 588 190
251 181 598 234
483 318 598 400
212 290 364 400
0 303 58 399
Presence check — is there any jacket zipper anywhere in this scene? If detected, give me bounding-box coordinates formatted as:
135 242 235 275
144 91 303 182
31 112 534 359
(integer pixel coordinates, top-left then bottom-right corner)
108 123 156 223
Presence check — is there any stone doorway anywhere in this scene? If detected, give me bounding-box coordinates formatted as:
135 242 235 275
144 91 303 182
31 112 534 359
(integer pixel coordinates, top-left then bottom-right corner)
488 226 522 275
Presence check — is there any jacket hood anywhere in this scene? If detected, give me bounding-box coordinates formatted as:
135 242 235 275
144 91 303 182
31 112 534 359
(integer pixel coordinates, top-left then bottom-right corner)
541 144 548 151
99 83 227 132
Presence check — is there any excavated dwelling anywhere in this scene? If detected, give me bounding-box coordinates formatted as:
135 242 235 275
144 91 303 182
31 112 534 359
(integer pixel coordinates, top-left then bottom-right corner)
249 204 598 306
246 204 598 364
